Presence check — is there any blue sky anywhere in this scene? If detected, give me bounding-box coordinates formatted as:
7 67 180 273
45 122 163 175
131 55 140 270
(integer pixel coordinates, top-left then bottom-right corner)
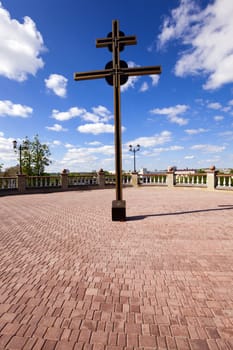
1 0 233 173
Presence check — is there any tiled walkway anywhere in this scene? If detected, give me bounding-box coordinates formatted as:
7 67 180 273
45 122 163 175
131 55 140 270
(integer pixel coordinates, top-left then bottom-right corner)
0 187 233 350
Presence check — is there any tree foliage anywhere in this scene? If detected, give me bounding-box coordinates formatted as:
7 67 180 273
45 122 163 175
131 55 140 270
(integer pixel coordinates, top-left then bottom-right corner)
21 135 52 175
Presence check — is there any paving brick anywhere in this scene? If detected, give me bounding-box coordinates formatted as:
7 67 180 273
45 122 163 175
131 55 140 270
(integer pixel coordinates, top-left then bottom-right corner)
1 188 233 349
6 335 27 349
55 340 75 350
1 323 21 336
139 334 156 347
189 339 210 350
90 330 108 344
44 327 63 341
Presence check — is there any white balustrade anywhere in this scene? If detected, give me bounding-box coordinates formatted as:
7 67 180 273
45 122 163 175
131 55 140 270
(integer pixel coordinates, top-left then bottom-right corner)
175 173 207 187
217 175 233 189
0 177 17 189
139 174 167 185
26 176 61 188
68 175 97 186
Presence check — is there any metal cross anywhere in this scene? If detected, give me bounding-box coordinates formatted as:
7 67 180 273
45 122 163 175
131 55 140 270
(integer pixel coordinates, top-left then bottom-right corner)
74 19 161 221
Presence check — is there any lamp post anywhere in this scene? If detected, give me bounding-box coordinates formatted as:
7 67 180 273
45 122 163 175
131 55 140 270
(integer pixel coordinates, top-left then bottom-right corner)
129 144 140 173
13 140 29 175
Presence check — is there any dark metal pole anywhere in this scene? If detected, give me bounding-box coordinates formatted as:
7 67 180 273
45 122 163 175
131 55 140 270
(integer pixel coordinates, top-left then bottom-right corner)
133 149 136 173
19 145 22 175
113 20 122 201
111 20 126 220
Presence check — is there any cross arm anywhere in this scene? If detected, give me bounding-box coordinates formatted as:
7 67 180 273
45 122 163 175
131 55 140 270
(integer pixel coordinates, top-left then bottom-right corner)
74 68 113 81
121 66 162 77
96 35 137 48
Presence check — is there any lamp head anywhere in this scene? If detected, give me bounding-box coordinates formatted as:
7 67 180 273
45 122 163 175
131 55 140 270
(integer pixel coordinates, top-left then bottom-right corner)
13 140 17 149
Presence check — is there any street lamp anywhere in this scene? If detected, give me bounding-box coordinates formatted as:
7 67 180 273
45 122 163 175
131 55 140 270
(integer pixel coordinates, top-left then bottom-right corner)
13 140 29 175
129 144 140 173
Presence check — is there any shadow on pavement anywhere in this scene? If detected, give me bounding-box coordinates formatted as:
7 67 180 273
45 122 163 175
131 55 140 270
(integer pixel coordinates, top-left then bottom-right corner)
127 205 233 221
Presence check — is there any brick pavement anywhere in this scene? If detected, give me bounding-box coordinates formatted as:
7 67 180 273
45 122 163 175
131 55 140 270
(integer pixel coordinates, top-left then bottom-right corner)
0 187 233 350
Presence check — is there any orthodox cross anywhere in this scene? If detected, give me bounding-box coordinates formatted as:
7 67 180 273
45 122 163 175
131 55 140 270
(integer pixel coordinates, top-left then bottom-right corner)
74 20 161 221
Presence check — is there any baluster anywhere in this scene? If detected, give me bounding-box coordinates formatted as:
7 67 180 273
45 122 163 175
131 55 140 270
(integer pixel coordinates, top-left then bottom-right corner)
223 176 226 187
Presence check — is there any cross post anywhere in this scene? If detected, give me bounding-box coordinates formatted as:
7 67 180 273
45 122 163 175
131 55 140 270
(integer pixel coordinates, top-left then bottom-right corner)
74 19 161 221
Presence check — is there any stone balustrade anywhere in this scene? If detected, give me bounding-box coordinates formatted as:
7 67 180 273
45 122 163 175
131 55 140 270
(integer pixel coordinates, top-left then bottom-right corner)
1 167 233 195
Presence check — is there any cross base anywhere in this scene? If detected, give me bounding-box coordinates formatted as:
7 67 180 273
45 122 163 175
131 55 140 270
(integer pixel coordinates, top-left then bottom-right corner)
112 200 126 221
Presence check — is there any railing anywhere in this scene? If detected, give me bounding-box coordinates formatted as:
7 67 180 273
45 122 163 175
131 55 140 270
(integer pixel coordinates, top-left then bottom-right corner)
139 173 167 186
105 174 132 185
216 174 233 189
26 176 61 188
0 177 17 190
175 173 207 187
68 175 97 186
2 170 233 195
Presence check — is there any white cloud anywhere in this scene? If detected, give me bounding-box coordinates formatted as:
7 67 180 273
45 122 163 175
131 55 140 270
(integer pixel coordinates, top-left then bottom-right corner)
150 75 160 86
52 107 85 121
228 99 233 106
61 144 115 171
191 144 225 153
92 105 111 118
214 115 224 122
45 74 68 97
157 0 233 90
81 112 100 123
86 141 103 146
153 145 184 152
46 124 67 132
184 155 195 159
0 3 45 81
121 61 140 92
150 104 189 126
127 130 172 148
77 123 126 135
185 128 208 135
207 102 222 110
0 134 17 163
51 105 113 124
52 140 62 146
140 82 149 92
0 100 33 117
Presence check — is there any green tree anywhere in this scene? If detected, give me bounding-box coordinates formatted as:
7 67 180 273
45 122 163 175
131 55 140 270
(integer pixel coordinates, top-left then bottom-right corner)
3 165 19 176
21 135 52 175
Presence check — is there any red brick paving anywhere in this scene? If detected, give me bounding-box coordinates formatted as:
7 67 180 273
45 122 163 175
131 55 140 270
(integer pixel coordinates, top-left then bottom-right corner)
0 187 233 349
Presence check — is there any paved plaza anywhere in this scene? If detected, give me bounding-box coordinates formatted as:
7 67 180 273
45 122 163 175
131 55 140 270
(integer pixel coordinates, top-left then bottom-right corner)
0 187 233 350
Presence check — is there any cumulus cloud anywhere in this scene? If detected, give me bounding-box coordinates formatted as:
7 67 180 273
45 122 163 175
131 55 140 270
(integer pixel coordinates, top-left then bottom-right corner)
0 2 45 81
121 61 140 92
52 105 112 124
61 145 115 170
46 124 68 132
191 144 225 153
150 104 189 126
150 75 160 86
127 130 172 148
157 0 233 90
0 100 33 117
207 102 222 110
52 107 85 121
185 128 208 135
214 115 224 122
0 133 17 163
45 74 68 97
153 145 184 152
140 82 149 92
77 123 125 135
